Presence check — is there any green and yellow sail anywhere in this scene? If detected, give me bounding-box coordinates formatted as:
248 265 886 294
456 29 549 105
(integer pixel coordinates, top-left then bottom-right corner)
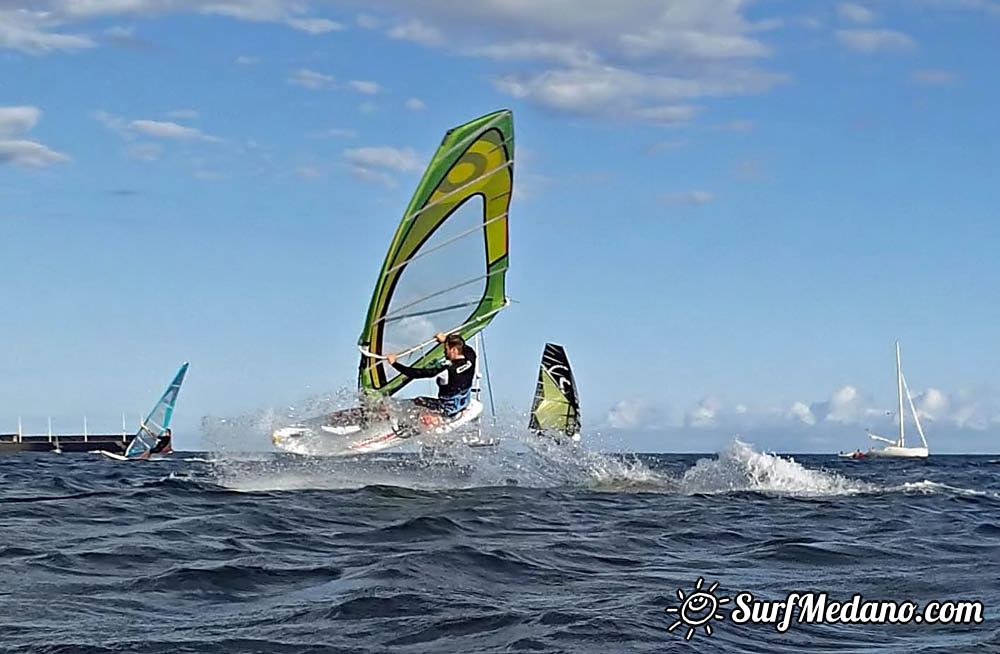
528 343 582 438
358 109 514 396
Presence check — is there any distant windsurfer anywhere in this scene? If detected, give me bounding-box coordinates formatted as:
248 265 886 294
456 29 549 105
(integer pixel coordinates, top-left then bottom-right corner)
387 332 476 426
127 427 173 460
150 428 173 456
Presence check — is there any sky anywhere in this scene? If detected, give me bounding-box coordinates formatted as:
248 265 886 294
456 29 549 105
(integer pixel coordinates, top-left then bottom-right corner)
1 0 998 453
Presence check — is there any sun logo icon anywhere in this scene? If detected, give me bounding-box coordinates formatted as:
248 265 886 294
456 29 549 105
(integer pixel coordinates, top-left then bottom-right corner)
664 577 730 640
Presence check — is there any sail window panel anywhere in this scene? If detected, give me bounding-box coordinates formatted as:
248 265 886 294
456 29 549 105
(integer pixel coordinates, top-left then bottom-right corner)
377 196 489 387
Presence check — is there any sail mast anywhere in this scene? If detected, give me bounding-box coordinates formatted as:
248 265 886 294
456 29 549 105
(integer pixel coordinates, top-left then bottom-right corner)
901 372 929 449
473 332 483 442
895 340 905 447
479 330 497 417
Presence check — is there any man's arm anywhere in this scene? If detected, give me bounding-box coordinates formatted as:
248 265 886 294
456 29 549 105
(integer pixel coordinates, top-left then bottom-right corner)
386 334 449 378
390 359 446 379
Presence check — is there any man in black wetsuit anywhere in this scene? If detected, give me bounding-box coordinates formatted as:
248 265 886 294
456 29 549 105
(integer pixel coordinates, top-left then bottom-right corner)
387 332 476 423
149 428 173 456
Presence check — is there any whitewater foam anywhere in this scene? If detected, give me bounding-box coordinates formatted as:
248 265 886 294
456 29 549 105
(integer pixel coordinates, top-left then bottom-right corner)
891 479 1000 498
204 398 672 492
676 439 877 496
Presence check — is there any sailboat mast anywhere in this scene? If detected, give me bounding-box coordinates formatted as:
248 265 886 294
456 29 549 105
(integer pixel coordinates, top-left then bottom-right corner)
896 340 905 447
472 332 483 403
479 330 497 417
474 332 484 441
901 372 929 449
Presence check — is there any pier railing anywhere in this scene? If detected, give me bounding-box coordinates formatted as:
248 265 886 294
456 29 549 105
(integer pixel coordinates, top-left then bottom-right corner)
2 415 140 443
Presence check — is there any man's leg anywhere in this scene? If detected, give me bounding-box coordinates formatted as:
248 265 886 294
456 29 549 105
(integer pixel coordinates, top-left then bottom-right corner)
392 398 430 438
326 406 366 426
402 397 446 431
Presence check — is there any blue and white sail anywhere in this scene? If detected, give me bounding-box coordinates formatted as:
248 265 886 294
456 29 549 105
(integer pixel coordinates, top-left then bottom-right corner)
124 362 189 459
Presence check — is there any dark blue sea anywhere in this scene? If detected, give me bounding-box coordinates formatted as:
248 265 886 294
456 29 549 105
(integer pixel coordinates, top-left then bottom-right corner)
2 440 999 653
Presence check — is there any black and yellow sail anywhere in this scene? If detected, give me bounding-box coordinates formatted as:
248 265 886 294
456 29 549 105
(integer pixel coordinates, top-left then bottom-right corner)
358 110 514 397
528 343 581 439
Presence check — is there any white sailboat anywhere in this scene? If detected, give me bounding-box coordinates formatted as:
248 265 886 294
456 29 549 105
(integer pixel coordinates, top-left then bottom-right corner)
865 341 929 458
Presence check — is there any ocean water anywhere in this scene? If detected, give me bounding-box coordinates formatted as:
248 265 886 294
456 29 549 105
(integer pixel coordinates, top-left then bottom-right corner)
2 440 999 653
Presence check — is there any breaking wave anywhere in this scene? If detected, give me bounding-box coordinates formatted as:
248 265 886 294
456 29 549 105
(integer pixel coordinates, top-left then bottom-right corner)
677 439 877 496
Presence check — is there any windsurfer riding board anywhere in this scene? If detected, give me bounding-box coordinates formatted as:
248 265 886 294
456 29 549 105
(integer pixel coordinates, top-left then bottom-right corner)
386 332 477 429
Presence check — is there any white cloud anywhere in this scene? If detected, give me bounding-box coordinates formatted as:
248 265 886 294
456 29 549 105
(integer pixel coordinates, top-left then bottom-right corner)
129 119 219 142
468 41 598 67
836 28 916 53
348 80 381 95
602 384 1000 452
0 139 71 167
0 105 69 168
97 110 221 145
932 388 999 430
601 384 1000 454
687 397 723 428
838 3 876 24
344 146 421 173
93 109 127 133
619 29 770 59
663 190 713 205
915 387 949 421
103 24 135 40
404 97 426 111
788 401 817 426
359 0 786 124
319 127 358 138
357 14 381 29
235 55 259 65
295 165 322 179
820 385 873 423
288 68 334 89
126 142 162 161
494 63 781 125
606 399 665 430
0 8 94 54
910 0 1000 15
387 18 444 46
286 17 343 34
1 3 351 55
0 106 40 137
632 104 700 124
2 1 791 126
910 68 959 86
349 166 397 188
344 145 422 188
804 384 1000 433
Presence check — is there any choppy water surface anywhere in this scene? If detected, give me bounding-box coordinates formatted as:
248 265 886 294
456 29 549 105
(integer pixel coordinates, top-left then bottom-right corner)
2 439 999 653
